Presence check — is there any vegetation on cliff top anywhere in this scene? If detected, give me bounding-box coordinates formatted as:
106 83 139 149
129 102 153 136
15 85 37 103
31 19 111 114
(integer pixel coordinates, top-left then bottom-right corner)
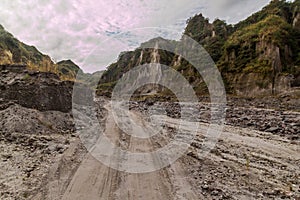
0 0 299 95
0 26 87 81
97 0 300 96
220 15 297 73
0 25 51 67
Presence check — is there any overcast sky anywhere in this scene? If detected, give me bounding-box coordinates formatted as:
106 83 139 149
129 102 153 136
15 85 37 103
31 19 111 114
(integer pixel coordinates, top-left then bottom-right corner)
0 0 272 72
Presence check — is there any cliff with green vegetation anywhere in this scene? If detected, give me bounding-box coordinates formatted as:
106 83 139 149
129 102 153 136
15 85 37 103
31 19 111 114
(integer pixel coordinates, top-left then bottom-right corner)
57 59 103 86
0 25 57 73
56 60 82 81
0 25 89 81
97 0 300 97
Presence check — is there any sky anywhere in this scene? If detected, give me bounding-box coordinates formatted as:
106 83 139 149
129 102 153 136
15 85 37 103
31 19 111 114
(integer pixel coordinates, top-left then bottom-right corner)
0 0 272 72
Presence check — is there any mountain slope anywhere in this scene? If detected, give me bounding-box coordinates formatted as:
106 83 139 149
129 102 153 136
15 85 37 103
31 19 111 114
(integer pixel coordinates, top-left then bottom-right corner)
56 59 83 81
97 0 300 97
0 25 94 81
0 25 55 72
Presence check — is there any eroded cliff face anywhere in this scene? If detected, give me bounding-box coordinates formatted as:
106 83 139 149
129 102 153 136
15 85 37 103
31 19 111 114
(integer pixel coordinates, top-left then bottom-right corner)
293 2 300 29
257 40 282 70
293 12 300 28
0 25 57 70
0 65 74 112
97 38 176 96
0 49 13 65
97 0 300 98
0 25 89 81
222 72 296 97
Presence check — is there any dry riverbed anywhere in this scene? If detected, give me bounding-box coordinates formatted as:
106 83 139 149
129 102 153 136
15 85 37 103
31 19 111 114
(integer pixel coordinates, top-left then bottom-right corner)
0 99 299 199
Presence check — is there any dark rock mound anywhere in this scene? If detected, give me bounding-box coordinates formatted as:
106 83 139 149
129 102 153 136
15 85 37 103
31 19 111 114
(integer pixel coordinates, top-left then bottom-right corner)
0 64 74 112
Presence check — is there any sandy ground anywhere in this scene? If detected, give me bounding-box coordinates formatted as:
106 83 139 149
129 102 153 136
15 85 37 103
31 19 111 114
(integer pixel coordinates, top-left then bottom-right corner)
59 103 198 200
29 100 299 200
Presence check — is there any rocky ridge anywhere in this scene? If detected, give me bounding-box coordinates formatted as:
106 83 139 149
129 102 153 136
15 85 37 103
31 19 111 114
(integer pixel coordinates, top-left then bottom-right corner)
97 0 300 97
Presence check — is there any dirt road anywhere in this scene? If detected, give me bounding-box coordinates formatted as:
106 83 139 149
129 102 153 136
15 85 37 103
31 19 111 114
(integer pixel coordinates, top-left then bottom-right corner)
60 103 198 200
35 101 299 200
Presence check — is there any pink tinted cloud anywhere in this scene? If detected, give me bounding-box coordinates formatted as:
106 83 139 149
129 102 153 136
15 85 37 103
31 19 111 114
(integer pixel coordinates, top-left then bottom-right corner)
0 0 153 72
0 0 271 72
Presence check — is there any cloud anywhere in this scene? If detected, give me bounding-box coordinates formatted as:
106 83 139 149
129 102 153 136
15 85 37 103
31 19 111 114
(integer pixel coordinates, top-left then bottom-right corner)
204 0 270 22
0 0 272 72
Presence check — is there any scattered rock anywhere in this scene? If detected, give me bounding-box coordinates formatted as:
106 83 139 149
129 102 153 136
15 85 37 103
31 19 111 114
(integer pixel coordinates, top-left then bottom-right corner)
266 127 279 133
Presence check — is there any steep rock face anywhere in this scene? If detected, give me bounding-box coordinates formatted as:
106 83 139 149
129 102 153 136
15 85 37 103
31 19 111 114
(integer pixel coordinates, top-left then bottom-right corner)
0 49 13 65
97 0 300 97
219 12 299 94
293 0 300 29
220 15 295 72
184 14 233 62
97 38 177 96
0 25 57 72
293 12 300 28
0 26 97 109
56 59 83 81
222 73 294 96
0 65 74 112
0 25 94 81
